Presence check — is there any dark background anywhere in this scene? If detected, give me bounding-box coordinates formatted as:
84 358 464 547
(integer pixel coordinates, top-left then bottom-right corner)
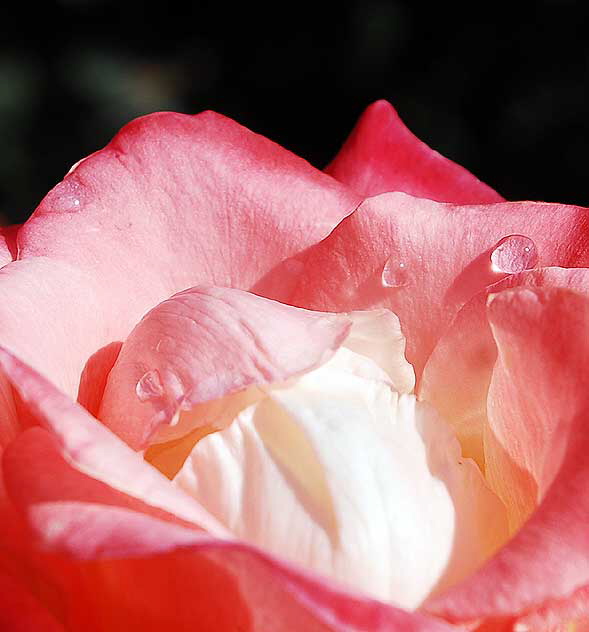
2 0 588 223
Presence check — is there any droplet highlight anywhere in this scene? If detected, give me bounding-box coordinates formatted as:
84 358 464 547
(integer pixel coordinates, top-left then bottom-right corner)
136 369 164 402
490 235 538 274
381 256 409 288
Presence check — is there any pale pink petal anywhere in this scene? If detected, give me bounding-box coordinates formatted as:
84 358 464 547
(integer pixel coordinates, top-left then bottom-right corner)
425 287 589 626
292 194 589 378
325 100 504 203
0 111 358 401
175 345 506 609
0 345 228 534
3 426 228 544
99 285 351 449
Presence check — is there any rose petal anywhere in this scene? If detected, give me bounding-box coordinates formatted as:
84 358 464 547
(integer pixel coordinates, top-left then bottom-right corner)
99 285 352 449
420 267 589 471
292 194 589 378
0 346 228 534
0 111 359 400
343 309 415 393
0 568 65 632
175 346 506 609
0 225 17 267
425 287 589 625
325 100 504 203
15 504 459 631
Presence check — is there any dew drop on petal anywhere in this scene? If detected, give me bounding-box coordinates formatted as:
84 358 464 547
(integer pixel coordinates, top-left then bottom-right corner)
490 235 538 274
136 369 164 402
382 256 409 288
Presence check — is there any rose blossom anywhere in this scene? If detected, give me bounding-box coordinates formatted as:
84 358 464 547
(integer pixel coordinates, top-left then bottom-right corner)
1 100 589 630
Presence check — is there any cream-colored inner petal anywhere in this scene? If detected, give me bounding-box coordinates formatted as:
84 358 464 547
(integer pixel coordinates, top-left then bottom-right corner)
173 344 508 608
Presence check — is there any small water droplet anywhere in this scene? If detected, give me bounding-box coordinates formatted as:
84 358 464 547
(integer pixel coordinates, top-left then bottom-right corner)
381 256 409 288
490 235 538 274
136 369 164 402
72 198 80 207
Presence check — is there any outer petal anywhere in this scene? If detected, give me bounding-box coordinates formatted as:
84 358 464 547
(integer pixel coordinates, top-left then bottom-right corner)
0 111 359 399
0 569 65 632
0 345 228 534
425 287 589 627
292 193 589 377
13 509 459 632
325 100 504 203
0 225 17 267
99 285 351 449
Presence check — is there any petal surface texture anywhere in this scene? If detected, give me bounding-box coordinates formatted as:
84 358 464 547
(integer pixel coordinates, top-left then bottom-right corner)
0 111 359 399
175 344 507 609
292 193 589 378
325 100 504 203
426 287 589 626
99 285 352 449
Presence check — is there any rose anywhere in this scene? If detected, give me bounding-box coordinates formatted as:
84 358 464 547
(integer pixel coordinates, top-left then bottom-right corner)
1 100 588 631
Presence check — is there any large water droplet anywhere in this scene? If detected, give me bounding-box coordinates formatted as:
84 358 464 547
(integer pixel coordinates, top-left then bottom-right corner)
136 369 164 402
381 256 409 288
490 235 538 274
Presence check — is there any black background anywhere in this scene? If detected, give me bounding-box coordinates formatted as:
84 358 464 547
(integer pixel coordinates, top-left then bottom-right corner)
2 0 588 223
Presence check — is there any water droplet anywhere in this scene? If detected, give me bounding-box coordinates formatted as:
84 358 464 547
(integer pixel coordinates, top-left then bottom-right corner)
490 235 538 274
136 369 164 402
381 256 409 288
44 179 84 213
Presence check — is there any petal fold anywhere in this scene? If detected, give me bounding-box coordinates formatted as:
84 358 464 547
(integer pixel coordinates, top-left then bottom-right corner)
0 110 359 401
292 194 589 378
99 285 351 449
426 287 589 626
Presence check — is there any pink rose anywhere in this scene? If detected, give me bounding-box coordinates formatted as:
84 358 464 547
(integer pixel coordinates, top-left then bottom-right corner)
1 100 588 631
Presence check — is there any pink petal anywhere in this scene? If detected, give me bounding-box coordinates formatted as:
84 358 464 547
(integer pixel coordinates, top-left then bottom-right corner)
99 285 351 449
17 500 459 631
0 371 20 453
420 267 589 469
2 426 220 540
0 111 358 401
425 286 589 625
0 346 228 534
292 194 589 378
0 569 65 632
325 100 504 203
0 225 17 267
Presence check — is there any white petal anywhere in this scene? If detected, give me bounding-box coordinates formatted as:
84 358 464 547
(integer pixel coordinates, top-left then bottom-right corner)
174 348 507 608
343 309 415 393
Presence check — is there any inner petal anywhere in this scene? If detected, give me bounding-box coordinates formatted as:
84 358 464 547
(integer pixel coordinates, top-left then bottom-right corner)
173 348 507 608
